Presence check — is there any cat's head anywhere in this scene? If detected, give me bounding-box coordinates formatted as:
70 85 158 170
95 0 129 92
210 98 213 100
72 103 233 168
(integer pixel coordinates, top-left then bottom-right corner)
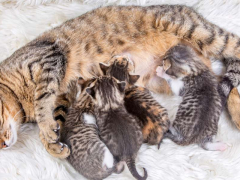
0 85 24 149
73 77 97 108
99 56 140 86
159 44 206 79
86 76 126 110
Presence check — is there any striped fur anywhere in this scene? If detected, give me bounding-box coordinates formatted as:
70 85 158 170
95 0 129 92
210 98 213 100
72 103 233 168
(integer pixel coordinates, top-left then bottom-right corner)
60 81 117 180
157 44 225 150
0 5 239 157
87 76 147 180
101 56 170 146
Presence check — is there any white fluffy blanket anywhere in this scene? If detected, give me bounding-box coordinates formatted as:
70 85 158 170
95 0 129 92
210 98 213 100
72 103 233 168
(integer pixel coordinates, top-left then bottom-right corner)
1 0 240 180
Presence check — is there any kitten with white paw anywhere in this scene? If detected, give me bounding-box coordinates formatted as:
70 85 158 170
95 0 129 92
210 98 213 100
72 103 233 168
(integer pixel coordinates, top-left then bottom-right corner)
156 44 227 151
60 78 117 180
86 76 148 180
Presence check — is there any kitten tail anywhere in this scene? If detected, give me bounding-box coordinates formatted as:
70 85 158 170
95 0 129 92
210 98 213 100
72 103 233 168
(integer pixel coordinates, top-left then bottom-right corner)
126 158 148 180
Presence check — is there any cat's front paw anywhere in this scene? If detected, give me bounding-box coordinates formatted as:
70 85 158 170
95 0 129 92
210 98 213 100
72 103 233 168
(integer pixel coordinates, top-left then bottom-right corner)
113 55 135 72
47 142 70 159
156 66 164 78
39 120 60 143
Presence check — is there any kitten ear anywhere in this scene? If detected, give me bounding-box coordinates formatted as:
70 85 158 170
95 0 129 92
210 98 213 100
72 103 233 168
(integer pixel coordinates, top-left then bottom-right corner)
163 59 171 71
117 81 126 92
86 87 95 98
129 75 140 85
99 63 109 75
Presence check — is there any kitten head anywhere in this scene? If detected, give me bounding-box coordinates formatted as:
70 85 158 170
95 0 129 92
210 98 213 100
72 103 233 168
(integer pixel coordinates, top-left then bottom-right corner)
99 56 140 86
159 44 207 79
0 85 24 149
74 77 97 109
86 76 126 110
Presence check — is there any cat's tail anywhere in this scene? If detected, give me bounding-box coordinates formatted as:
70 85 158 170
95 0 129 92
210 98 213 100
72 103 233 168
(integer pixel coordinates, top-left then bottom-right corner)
126 158 147 180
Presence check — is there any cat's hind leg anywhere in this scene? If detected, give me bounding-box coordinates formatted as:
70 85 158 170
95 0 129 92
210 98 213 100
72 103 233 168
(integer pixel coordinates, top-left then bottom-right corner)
201 141 228 151
200 136 228 151
102 146 114 170
114 161 125 174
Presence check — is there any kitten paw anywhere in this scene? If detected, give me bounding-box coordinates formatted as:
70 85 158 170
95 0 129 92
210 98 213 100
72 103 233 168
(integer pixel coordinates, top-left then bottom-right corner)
39 121 60 143
156 66 164 77
203 142 228 151
102 147 114 169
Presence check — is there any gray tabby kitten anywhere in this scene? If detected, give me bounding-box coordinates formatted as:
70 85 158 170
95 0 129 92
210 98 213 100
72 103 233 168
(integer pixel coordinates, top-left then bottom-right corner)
156 44 227 151
60 78 116 180
86 76 148 180
99 56 170 147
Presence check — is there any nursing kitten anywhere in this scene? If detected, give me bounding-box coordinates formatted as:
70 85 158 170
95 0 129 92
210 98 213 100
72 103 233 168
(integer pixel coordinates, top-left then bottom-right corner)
100 56 170 147
156 44 227 151
60 78 116 180
86 76 147 180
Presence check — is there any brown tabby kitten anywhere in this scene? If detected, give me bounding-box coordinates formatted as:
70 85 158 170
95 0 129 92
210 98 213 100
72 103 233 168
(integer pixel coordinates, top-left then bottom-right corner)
86 76 147 180
156 44 227 151
60 78 116 180
100 56 170 147
1 5 239 158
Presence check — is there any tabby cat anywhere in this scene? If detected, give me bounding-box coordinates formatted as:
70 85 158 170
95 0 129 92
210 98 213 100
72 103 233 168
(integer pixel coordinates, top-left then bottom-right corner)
100 56 170 147
60 78 116 180
156 44 227 151
0 5 239 158
86 76 147 180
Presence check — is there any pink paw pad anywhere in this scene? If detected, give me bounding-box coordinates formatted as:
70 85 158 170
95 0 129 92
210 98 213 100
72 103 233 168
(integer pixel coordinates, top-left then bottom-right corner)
204 142 228 151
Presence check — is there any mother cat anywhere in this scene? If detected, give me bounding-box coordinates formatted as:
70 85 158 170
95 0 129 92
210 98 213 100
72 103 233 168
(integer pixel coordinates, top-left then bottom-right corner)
0 5 239 158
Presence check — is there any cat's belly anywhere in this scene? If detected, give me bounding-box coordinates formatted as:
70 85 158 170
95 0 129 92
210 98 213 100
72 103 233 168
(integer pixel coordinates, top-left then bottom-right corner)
62 32 185 94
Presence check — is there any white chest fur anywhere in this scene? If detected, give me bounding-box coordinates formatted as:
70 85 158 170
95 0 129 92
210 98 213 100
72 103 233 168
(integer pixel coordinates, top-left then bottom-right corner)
168 78 184 96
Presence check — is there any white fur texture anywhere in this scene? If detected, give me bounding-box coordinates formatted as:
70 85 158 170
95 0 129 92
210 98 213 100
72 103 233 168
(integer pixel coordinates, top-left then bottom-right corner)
83 113 96 125
1 1 240 180
102 147 114 169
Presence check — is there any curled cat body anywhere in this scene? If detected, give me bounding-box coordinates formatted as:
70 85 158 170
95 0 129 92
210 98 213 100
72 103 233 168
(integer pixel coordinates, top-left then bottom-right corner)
156 44 227 151
100 56 170 147
1 5 239 157
86 76 147 180
59 79 116 180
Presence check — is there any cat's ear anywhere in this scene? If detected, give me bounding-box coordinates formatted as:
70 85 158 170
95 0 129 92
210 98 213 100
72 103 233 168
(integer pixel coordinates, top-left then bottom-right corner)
129 75 140 85
163 59 171 71
117 81 126 93
99 63 109 75
86 87 95 99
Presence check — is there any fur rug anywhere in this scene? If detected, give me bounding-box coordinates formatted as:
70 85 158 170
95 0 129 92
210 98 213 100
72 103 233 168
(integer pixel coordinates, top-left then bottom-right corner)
1 0 240 180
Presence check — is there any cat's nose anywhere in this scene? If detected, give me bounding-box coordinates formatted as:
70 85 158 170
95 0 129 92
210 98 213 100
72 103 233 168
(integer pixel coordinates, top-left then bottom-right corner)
0 141 8 149
2 142 8 148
